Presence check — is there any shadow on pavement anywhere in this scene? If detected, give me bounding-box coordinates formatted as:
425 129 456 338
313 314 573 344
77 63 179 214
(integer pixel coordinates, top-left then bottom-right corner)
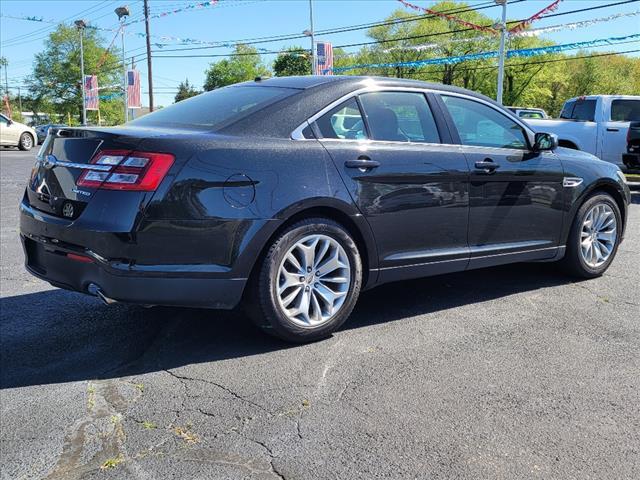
1 263 575 389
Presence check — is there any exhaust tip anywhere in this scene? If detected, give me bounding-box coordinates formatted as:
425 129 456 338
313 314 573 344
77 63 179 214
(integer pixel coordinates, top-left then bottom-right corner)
87 283 118 305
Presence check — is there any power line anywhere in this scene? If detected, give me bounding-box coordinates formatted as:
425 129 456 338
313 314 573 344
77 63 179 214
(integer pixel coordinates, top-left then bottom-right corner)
146 0 505 54
1 1 116 47
143 0 638 56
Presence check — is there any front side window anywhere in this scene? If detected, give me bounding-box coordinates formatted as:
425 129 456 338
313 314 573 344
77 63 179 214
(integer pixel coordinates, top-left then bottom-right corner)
315 98 367 140
441 95 528 150
0 114 8 125
358 91 440 143
611 100 640 122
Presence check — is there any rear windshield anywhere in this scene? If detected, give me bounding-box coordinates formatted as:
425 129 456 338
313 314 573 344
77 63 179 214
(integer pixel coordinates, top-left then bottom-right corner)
560 99 596 121
129 85 297 129
611 99 640 122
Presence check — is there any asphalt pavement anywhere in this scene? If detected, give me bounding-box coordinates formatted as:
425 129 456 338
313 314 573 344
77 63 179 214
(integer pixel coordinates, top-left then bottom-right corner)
1 147 639 479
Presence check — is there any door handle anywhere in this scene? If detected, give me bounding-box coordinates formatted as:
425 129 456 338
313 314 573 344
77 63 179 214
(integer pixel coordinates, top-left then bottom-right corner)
345 157 380 170
606 127 619 132
474 159 500 173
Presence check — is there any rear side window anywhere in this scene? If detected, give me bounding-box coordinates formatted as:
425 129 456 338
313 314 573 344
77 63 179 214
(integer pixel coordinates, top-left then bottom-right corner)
129 85 296 129
315 98 367 140
560 99 596 121
611 100 640 121
441 95 528 150
359 91 440 143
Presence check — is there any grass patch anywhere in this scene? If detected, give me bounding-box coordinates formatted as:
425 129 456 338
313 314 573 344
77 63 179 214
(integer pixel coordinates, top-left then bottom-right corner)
100 456 124 470
174 425 198 444
142 421 157 430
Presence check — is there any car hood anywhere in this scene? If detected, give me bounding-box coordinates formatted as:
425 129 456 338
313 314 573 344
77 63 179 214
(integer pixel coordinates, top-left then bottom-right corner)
555 146 600 162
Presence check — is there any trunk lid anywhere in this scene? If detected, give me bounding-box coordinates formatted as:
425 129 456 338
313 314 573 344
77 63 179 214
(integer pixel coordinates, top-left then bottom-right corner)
28 126 153 219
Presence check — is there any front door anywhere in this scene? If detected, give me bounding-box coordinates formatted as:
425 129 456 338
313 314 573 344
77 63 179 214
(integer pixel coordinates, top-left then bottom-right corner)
438 94 565 269
315 91 470 282
601 98 640 167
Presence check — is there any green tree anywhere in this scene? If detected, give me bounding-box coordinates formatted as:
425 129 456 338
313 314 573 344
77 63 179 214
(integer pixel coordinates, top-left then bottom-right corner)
273 47 310 76
26 24 122 125
174 78 200 102
203 44 269 90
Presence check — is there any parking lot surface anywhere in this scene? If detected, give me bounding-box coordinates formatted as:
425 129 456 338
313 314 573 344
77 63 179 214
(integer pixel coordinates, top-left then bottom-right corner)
1 148 639 479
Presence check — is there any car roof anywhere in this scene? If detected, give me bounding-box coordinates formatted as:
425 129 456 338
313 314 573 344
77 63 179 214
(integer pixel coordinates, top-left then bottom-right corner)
240 75 497 103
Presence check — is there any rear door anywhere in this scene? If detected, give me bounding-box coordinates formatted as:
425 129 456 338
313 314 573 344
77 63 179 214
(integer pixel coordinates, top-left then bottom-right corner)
438 93 565 268
601 98 640 166
315 90 470 281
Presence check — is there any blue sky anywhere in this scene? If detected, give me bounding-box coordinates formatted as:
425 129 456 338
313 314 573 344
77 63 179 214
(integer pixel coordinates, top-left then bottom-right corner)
1 0 639 107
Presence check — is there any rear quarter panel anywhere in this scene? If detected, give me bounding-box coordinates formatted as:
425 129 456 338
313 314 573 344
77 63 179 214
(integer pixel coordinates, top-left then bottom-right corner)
138 135 375 278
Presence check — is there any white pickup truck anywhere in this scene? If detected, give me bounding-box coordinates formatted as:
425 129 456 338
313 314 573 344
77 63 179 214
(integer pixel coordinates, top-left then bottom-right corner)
526 95 640 172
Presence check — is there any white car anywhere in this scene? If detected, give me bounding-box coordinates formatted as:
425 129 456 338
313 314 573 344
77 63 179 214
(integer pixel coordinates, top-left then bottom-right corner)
0 114 37 150
526 95 640 171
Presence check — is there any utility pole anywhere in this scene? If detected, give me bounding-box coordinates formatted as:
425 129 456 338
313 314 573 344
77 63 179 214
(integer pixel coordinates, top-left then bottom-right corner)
0 57 9 114
75 20 87 126
496 0 508 105
143 0 154 111
309 0 315 75
115 6 130 123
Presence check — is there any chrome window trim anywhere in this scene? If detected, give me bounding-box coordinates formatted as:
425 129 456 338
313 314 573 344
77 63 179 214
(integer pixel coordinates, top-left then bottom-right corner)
290 82 536 149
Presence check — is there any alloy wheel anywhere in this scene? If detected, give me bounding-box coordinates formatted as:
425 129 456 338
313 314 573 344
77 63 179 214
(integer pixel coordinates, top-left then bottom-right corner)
276 234 351 327
22 134 32 149
580 203 617 268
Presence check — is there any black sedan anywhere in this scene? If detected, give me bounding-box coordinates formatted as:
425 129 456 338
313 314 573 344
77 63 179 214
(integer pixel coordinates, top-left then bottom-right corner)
20 76 631 342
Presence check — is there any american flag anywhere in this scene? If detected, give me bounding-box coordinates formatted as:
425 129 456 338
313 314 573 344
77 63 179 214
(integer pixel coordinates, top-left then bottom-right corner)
84 75 99 110
127 69 142 109
314 41 333 76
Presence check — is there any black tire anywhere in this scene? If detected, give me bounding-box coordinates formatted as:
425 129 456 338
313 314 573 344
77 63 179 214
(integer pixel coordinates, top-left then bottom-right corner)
561 192 622 278
18 133 34 151
246 218 363 343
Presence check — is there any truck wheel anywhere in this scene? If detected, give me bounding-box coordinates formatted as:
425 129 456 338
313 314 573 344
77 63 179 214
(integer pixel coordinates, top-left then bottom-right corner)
18 133 34 151
561 192 621 278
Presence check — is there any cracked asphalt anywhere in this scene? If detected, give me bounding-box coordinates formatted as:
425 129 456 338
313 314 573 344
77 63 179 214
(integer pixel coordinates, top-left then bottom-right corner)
1 148 639 479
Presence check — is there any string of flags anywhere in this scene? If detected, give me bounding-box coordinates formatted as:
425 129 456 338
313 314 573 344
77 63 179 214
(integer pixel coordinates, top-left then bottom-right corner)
372 10 640 54
125 0 219 25
329 32 640 73
397 0 497 33
397 0 564 35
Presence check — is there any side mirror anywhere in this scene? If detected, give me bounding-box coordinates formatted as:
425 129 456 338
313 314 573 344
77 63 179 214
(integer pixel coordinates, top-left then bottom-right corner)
534 132 558 151
6 119 13 126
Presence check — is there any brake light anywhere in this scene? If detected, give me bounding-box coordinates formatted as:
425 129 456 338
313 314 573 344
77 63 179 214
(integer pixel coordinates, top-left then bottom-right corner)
77 149 174 191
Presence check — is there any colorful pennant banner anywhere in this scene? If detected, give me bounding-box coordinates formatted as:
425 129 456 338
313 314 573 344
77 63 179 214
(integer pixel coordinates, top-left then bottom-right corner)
509 0 563 34
330 33 640 73
397 0 497 33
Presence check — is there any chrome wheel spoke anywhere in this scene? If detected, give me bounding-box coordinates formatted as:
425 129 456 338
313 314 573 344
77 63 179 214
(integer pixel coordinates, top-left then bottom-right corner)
596 229 616 244
281 286 303 308
276 234 351 328
278 269 302 295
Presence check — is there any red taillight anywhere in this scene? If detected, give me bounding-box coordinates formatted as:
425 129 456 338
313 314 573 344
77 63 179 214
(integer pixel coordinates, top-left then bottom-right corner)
77 149 174 191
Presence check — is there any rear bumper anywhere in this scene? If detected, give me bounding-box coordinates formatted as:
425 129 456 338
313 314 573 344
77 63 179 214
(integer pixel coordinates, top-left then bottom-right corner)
623 153 640 174
20 200 247 309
